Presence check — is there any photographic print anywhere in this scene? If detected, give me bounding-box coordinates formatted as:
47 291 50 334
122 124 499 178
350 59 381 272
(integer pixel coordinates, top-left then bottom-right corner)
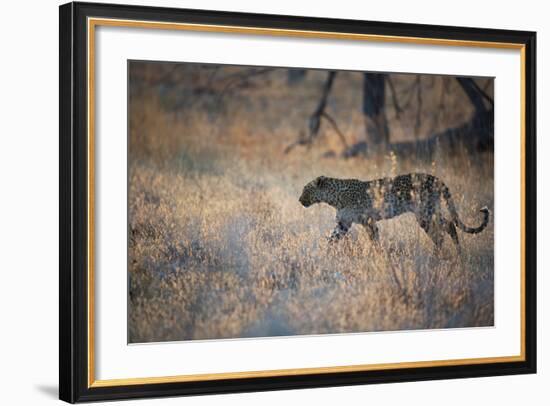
128 61 494 344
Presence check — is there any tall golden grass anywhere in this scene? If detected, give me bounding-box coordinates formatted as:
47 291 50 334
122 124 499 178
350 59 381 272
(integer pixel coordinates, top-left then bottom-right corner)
128 65 493 343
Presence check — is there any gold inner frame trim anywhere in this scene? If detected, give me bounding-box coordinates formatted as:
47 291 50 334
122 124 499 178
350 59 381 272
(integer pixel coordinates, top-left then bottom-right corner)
87 17 527 388
90 355 524 388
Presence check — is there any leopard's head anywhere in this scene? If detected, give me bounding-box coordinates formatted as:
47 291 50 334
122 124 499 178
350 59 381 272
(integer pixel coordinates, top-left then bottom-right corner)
299 176 330 207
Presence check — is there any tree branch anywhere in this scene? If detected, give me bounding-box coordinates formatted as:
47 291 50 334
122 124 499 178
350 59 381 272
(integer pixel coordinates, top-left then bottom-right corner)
308 71 336 140
321 111 348 149
456 77 488 114
387 76 403 119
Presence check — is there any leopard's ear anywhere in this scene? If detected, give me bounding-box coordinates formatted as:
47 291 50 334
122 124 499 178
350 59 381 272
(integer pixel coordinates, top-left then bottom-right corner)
315 176 328 188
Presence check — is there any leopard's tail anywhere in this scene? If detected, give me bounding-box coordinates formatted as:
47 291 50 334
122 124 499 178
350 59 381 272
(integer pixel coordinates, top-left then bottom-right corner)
442 186 489 234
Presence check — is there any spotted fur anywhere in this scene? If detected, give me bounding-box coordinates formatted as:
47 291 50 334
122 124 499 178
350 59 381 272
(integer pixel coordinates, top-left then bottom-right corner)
299 173 489 253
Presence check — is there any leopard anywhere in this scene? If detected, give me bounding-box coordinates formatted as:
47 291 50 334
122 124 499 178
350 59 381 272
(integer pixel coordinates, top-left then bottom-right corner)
298 173 489 254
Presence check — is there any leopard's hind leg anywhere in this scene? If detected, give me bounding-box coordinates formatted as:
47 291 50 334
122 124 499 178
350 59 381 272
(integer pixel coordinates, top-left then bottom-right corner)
360 217 380 243
415 212 445 255
443 218 461 255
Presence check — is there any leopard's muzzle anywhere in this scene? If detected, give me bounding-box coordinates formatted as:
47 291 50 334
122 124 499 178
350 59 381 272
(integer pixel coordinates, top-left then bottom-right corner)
299 193 312 207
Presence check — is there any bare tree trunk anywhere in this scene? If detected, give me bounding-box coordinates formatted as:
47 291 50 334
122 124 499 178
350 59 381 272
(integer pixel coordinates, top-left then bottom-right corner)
287 69 307 85
414 75 422 138
362 73 389 148
343 76 493 159
454 77 493 147
455 77 488 114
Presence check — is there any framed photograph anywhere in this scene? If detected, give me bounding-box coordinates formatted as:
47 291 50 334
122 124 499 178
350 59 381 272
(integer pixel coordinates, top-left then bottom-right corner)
59 1 536 403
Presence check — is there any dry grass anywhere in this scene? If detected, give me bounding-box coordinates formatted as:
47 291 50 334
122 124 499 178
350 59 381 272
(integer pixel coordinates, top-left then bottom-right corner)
128 65 494 343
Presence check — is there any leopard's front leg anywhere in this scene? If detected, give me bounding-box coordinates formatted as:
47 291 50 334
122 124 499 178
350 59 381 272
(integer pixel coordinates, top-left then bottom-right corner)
328 220 351 243
328 211 353 243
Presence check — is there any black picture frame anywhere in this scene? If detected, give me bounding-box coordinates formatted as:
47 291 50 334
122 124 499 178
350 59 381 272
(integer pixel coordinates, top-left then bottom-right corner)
59 1 536 403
